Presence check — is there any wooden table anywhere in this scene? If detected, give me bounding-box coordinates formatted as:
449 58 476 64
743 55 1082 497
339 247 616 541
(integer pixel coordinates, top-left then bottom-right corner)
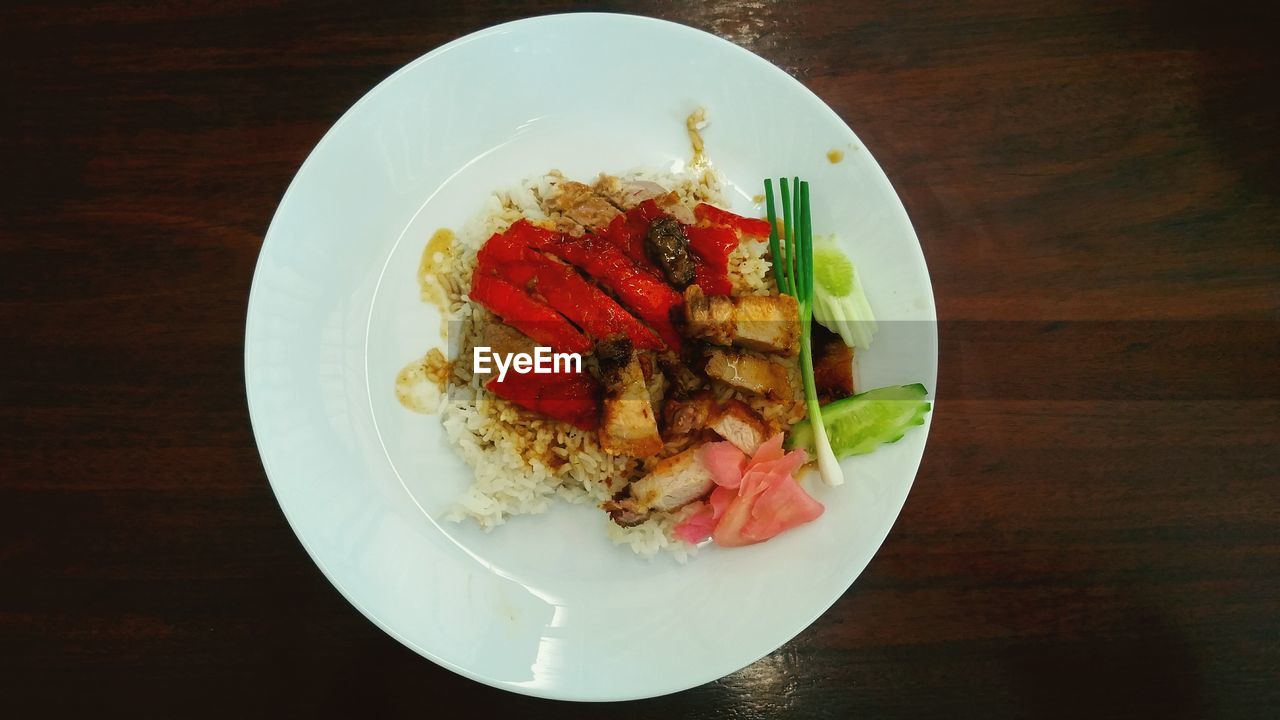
3 1 1276 716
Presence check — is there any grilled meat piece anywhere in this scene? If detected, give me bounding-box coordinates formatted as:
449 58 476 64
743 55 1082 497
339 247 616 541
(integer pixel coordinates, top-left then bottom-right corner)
477 227 663 350
703 348 792 400
546 179 621 229
646 216 697 289
663 391 715 438
528 230 684 350
602 446 718 526
596 336 663 457
596 335 633 379
683 285 800 356
601 497 650 527
707 399 769 455
683 284 733 342
629 448 716 513
468 274 591 354
657 352 705 398
733 294 801 356
811 322 856 403
471 322 534 379
486 368 601 430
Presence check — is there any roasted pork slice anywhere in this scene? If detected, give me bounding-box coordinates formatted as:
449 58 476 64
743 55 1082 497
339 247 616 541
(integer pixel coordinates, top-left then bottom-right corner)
600 199 666 275
529 262 663 350
500 219 683 349
546 179 622 229
657 352 706 398
683 285 734 344
734 294 801 355
693 202 773 238
601 497 649 527
596 337 663 457
603 446 718 525
470 322 535 379
811 322 856 403
663 391 715 438
486 368 601 430
703 348 792 400
478 222 663 350
468 274 590 354
539 234 684 349
707 399 769 455
628 447 716 513
683 285 800 356
684 223 739 269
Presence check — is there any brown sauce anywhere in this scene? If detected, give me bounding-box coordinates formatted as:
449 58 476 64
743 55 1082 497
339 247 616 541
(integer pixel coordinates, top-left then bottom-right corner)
418 228 455 339
686 107 707 166
395 348 450 414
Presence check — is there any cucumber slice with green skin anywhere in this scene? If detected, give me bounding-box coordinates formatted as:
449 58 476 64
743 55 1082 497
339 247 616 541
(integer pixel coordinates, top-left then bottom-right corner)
786 383 931 458
810 237 877 349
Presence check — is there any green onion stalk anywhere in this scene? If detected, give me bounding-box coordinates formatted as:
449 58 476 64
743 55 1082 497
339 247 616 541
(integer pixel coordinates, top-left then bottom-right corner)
765 178 844 487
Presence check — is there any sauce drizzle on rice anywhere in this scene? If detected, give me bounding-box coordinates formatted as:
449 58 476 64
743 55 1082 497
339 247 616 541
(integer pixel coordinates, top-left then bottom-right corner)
418 228 456 340
686 107 708 167
396 348 450 414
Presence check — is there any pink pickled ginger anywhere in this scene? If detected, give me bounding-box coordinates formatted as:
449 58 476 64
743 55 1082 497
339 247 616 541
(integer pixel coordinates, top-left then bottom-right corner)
696 432 826 548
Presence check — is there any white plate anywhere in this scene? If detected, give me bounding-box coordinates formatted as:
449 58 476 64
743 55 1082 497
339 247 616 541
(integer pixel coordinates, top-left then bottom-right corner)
246 13 936 701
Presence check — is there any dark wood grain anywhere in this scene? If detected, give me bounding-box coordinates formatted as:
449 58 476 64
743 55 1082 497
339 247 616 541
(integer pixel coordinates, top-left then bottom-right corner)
2 1 1276 717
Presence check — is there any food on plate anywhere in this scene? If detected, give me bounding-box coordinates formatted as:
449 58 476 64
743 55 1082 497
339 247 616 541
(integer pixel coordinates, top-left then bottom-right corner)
603 447 717 526
787 383 932 458
646 216 697 288
706 399 769 455
398 116 930 559
811 322 856 404
703 348 793 400
811 236 877 349
596 336 664 457
683 285 801 356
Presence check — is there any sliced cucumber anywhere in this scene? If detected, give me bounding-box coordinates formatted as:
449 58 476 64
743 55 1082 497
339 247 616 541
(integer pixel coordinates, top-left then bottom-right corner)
787 383 931 458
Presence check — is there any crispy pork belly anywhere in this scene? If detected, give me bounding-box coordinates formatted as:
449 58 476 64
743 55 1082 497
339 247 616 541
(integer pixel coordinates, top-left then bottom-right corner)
707 399 769 455
683 284 735 344
596 336 663 457
630 447 716 513
703 348 792 400
663 390 715 438
683 286 800 356
734 294 801 356
601 497 650 527
812 322 856 403
547 179 621 229
602 446 717 526
657 352 705 398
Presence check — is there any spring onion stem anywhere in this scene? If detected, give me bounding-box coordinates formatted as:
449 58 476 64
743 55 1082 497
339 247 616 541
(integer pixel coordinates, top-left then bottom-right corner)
765 177 845 487
764 179 785 296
